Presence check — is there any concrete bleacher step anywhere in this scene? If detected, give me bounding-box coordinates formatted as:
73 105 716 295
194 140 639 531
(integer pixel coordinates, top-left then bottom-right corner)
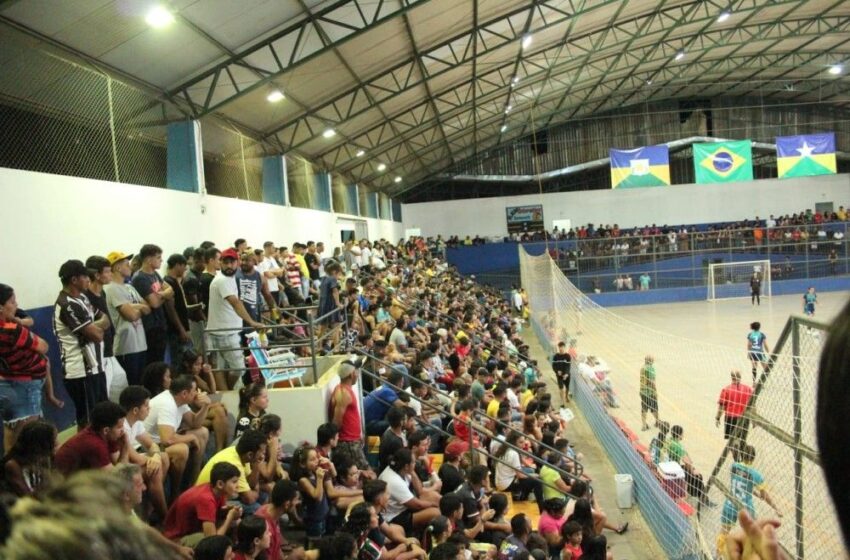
495 491 541 531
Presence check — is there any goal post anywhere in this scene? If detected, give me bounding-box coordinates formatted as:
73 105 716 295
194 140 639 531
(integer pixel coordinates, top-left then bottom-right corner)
707 259 772 300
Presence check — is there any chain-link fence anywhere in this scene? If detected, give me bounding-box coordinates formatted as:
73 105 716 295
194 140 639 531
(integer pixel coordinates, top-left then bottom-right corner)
199 118 266 201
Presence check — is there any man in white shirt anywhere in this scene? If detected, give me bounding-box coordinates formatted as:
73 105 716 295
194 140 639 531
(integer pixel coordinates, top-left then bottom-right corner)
359 240 373 273
143 375 211 493
257 242 283 307
206 248 265 390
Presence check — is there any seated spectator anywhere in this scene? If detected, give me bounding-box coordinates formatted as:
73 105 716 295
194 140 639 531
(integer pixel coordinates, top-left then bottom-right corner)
560 521 584 560
55 401 127 475
342 501 427 560
194 536 234 560
330 456 365 513
196 429 268 514
235 382 268 440
430 542 463 560
648 421 670 465
232 515 271 560
665 424 714 507
1 419 56 496
566 480 627 535
437 442 467 495
378 448 440 534
498 514 531 560
255 414 286 487
119 385 170 520
538 498 568 557
481 493 511 547
364 370 404 436
316 422 339 461
163 462 243 546
540 452 574 500
409 431 441 493
379 406 411 472
143 374 210 491
181 350 230 452
256 479 301 560
291 445 333 538
424 515 452 553
493 432 544 512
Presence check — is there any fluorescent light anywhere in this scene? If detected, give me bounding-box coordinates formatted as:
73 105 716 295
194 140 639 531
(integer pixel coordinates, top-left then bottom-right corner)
322 128 336 139
512 76 519 85
505 104 512 113
646 79 653 85
266 89 285 103
501 125 507 133
355 149 365 157
674 51 685 61
829 64 843 75
377 163 387 172
145 5 174 28
522 34 533 49
394 176 402 183
717 10 731 22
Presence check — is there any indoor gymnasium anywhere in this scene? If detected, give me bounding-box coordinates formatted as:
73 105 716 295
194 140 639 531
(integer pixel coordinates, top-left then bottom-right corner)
0 1 849 560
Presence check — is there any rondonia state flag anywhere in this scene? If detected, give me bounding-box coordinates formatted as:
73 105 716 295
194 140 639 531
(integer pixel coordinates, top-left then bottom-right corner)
776 133 837 178
693 140 754 183
610 145 670 188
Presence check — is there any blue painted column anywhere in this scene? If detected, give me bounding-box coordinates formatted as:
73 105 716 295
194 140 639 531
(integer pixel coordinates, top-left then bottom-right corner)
166 121 204 193
262 156 288 206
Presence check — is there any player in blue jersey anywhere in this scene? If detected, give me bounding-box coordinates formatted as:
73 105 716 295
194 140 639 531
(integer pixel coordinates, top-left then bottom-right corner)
747 322 770 384
803 287 817 316
717 444 782 553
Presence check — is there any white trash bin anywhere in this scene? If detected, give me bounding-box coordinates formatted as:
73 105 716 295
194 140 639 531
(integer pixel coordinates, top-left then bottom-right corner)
615 473 634 509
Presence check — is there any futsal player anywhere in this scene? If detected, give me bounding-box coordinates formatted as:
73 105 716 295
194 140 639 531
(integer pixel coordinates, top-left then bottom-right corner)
803 287 817 316
747 322 770 384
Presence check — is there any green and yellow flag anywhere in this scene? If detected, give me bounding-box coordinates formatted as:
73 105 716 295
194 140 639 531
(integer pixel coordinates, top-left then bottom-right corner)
776 133 836 178
693 140 753 183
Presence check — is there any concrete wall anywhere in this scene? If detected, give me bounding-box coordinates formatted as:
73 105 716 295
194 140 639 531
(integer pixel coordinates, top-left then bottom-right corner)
402 174 850 239
0 167 404 308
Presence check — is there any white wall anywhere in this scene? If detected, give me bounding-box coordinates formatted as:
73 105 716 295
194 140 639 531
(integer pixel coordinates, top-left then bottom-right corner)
401 174 850 239
0 167 403 307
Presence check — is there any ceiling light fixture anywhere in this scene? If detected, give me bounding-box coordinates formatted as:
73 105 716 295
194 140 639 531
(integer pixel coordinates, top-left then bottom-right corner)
828 64 843 75
266 89 285 103
506 104 512 113
675 51 685 61
646 79 653 85
377 163 387 172
501 125 508 133
522 34 533 49
322 128 336 139
145 5 175 28
394 176 402 183
716 10 731 23
355 149 365 157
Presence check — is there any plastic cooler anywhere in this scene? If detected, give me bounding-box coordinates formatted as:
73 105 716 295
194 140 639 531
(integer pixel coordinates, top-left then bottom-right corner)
614 473 634 508
658 461 686 499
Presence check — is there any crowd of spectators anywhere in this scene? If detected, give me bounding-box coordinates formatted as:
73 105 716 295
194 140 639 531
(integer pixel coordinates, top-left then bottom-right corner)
0 234 634 560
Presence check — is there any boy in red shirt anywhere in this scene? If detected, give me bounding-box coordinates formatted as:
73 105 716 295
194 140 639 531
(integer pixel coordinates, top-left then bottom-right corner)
54 401 127 475
164 462 242 547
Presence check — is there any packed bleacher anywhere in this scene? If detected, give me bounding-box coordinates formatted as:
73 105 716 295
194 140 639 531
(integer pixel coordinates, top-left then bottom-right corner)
0 236 636 560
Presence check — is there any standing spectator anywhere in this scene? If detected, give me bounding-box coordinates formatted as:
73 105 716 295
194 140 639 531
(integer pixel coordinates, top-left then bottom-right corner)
715 370 753 440
183 248 208 353
104 252 150 386
132 244 175 364
200 247 221 322
359 240 373 276
639 355 660 431
329 359 375 479
639 272 651 291
305 241 322 290
293 243 311 300
236 251 277 325
317 261 344 347
54 401 127 475
85 255 127 399
163 253 193 367
551 341 572 406
257 242 283 307
0 284 62 451
207 249 264 390
53 259 111 428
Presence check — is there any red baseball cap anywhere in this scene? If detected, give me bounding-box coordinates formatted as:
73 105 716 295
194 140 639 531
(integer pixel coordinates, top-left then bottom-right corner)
221 248 239 261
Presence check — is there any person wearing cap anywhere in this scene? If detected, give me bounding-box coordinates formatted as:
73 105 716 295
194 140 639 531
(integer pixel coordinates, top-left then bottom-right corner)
207 248 265 390
131 244 174 365
329 358 375 480
85 255 126 399
54 259 112 427
103 251 151 386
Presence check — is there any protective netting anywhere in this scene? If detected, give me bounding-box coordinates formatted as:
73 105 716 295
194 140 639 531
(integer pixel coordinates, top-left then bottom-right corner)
519 246 844 559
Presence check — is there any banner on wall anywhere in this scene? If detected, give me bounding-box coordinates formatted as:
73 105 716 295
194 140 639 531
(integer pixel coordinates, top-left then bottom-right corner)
610 145 671 189
776 132 837 178
693 140 754 183
506 204 544 233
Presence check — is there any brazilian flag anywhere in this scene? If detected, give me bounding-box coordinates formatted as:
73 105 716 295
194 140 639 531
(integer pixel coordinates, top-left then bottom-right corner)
693 140 753 183
776 133 837 178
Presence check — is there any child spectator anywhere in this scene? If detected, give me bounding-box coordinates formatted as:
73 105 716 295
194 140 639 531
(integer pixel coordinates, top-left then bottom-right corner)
292 445 332 538
235 382 268 440
232 515 271 560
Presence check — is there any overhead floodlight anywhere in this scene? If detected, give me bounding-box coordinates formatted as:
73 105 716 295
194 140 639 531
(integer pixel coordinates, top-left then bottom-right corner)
355 149 365 157
501 125 508 133
505 104 513 113
828 64 843 75
646 79 653 85
394 176 402 183
266 89 285 103
674 51 685 61
716 10 731 23
521 34 533 49
145 5 175 28
377 163 387 172
322 128 336 139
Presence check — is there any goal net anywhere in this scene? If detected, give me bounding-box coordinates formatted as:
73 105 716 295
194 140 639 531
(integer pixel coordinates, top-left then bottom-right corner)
707 259 772 300
518 246 842 560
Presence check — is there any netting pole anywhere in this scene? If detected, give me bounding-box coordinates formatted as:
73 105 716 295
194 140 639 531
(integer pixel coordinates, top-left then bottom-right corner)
791 320 805 559
106 76 121 183
240 134 250 200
